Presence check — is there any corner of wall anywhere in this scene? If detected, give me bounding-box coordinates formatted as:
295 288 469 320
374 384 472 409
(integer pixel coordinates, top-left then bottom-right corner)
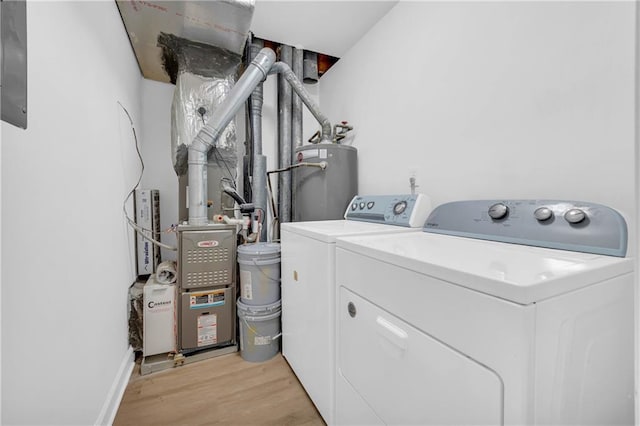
94 347 134 426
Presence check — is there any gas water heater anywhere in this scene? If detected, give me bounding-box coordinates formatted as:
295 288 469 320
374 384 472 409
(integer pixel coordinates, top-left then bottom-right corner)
293 144 357 222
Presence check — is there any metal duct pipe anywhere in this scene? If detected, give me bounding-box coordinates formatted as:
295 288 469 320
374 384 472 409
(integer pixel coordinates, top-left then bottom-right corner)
250 40 268 241
188 47 276 225
253 154 267 239
271 61 332 143
250 41 265 155
278 45 293 224
292 47 304 149
303 51 319 84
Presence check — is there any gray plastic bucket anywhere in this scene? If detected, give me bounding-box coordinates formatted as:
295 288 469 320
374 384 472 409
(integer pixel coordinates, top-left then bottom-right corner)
237 298 282 363
237 243 281 305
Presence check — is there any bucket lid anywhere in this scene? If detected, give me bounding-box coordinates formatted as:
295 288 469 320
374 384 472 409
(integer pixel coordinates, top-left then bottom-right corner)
237 298 281 315
237 242 281 257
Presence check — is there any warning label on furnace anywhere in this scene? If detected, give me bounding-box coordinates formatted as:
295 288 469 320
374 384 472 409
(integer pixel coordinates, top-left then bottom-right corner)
197 314 217 347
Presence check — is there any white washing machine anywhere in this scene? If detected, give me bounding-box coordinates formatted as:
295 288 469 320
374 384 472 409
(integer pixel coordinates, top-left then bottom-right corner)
281 194 432 424
335 200 634 425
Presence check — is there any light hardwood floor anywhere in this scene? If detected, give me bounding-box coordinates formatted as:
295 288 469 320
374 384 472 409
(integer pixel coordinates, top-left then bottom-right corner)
114 352 325 426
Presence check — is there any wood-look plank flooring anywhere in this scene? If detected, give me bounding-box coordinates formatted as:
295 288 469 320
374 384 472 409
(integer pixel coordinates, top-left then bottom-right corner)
114 353 325 426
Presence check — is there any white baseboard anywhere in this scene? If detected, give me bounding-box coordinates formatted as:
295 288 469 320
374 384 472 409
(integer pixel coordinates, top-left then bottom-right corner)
95 346 134 426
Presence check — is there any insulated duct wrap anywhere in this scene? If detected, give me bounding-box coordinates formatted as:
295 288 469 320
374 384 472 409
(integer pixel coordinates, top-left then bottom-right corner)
171 72 238 176
128 281 145 352
188 48 276 225
163 33 245 222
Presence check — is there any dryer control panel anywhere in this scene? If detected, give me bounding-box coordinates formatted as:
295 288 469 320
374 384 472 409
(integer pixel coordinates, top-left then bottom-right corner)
344 194 432 228
424 200 628 257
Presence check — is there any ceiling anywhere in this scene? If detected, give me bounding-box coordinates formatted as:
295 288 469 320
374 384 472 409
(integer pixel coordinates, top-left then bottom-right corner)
250 1 398 58
116 0 397 83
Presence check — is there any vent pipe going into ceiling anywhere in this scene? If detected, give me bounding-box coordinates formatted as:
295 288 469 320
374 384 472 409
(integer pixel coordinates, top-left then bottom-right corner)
277 46 294 225
188 47 334 226
270 62 332 143
188 48 275 225
249 39 268 242
292 47 304 149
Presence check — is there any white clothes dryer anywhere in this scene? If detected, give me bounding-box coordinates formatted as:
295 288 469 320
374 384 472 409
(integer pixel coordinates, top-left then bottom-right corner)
335 200 633 425
281 194 431 424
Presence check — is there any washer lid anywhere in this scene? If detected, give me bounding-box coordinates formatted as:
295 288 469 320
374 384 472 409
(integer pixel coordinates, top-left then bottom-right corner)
336 232 632 305
281 220 418 244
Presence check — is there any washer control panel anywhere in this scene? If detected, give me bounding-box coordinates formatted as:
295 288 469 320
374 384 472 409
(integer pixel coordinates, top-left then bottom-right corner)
424 200 628 257
345 194 432 228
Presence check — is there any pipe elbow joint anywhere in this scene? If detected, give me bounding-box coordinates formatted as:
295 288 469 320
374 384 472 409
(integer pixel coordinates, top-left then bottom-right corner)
191 131 214 154
254 48 277 80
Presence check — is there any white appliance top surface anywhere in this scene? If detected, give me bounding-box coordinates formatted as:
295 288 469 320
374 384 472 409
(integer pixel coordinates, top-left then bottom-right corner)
281 220 417 243
336 232 632 304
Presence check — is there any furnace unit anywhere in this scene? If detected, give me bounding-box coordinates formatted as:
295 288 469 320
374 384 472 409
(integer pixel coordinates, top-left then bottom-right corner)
177 223 237 353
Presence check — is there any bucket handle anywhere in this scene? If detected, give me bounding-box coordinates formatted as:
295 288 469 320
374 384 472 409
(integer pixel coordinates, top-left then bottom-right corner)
250 259 282 284
243 317 282 341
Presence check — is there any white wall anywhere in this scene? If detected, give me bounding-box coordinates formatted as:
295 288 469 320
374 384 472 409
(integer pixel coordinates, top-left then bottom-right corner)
140 79 178 261
320 1 636 244
1 2 142 424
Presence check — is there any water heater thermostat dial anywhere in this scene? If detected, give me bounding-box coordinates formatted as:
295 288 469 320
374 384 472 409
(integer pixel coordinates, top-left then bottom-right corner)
564 208 586 224
488 203 508 220
534 207 553 222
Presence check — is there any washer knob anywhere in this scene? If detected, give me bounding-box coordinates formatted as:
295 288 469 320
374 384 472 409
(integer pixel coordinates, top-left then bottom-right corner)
393 201 407 215
488 203 509 220
564 208 586 224
534 207 553 222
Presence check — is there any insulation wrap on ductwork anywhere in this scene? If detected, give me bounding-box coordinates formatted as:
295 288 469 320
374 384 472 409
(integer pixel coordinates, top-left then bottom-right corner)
171 72 238 176
161 32 243 177
128 281 145 352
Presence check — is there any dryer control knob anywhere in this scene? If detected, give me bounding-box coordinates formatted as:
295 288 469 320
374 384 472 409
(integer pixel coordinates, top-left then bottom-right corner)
393 201 408 215
488 203 509 220
564 208 586 224
347 302 357 318
534 207 553 222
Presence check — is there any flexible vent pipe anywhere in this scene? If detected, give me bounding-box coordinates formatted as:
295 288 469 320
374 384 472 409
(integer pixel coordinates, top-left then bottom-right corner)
188 48 276 225
271 62 332 143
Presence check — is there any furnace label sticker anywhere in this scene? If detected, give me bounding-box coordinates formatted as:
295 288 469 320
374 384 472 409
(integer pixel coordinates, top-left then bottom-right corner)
197 314 217 347
240 270 252 300
189 291 225 309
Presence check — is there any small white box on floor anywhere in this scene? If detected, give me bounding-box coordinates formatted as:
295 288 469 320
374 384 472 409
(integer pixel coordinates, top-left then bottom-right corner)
143 275 176 357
